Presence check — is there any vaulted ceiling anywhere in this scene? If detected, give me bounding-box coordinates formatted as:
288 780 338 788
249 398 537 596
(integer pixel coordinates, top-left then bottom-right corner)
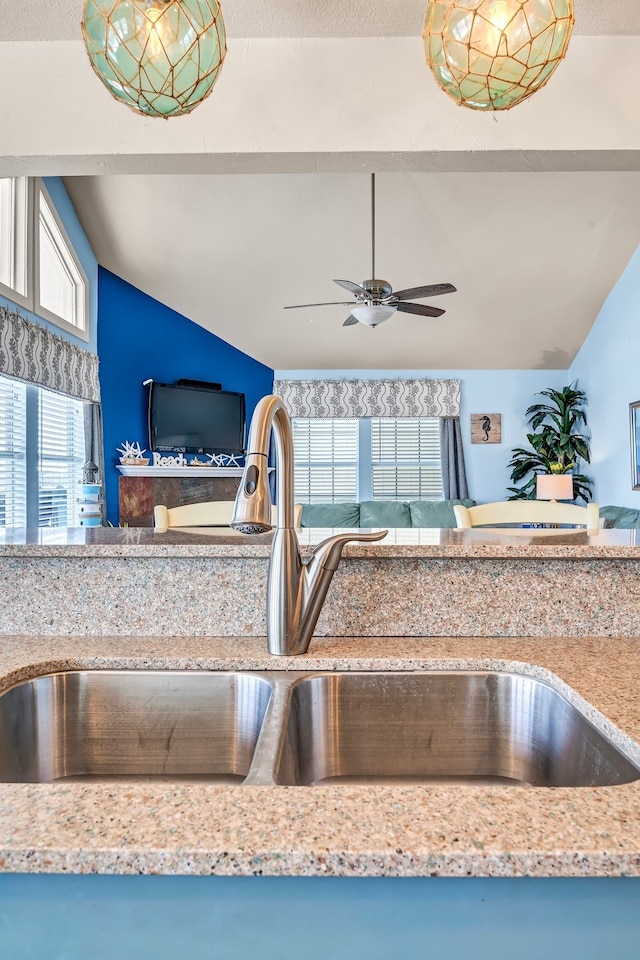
3 1 640 370
64 170 640 370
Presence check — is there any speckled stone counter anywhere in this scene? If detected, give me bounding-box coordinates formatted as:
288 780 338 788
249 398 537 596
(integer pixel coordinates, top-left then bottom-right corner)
1 525 638 558
1 527 640 637
0 634 639 877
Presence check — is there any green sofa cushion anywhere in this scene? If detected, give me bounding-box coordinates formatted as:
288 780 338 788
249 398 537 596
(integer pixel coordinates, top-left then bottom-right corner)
300 499 480 528
409 498 477 528
600 505 640 529
360 500 412 528
300 502 361 528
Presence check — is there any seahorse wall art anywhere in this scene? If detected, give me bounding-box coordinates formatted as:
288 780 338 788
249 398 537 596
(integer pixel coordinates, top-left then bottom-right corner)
470 414 502 444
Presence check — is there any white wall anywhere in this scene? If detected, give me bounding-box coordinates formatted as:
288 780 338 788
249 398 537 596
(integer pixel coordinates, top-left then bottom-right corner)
276 369 568 503
569 245 640 508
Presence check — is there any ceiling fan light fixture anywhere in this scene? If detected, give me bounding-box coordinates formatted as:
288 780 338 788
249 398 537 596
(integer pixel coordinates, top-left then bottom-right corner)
81 0 227 118
351 304 397 327
423 0 575 111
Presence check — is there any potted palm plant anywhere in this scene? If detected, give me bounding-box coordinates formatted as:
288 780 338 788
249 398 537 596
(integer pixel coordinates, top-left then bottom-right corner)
507 382 593 502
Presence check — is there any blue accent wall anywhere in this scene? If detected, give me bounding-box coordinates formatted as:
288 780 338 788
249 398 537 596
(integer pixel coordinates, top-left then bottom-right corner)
569 244 640 507
98 268 274 523
277 369 568 504
0 177 98 354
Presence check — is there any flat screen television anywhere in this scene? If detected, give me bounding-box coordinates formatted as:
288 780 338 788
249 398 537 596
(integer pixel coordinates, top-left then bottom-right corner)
148 382 246 455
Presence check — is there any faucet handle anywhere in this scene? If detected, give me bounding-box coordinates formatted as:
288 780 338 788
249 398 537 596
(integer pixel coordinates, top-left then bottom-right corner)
351 530 390 542
312 528 388 572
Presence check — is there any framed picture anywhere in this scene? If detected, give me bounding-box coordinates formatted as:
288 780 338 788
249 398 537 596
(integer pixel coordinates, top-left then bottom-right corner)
630 401 640 490
470 413 501 444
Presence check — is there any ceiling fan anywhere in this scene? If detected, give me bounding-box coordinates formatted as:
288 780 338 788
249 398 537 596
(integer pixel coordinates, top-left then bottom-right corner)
284 173 457 328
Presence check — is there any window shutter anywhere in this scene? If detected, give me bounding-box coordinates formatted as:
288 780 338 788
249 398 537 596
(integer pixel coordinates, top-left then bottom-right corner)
292 418 359 503
38 388 85 527
0 376 27 527
371 418 443 501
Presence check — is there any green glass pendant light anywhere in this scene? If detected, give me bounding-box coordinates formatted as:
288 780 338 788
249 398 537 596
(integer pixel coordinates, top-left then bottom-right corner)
423 0 574 111
81 0 227 118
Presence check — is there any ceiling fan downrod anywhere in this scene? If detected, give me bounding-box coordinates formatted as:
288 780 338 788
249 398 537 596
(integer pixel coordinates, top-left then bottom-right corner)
371 171 376 281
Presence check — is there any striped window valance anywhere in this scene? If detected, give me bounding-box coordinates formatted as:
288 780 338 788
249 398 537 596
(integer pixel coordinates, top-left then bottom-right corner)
0 305 100 402
273 378 460 418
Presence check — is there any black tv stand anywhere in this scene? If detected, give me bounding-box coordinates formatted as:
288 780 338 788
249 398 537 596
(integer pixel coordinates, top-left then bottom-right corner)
177 378 222 390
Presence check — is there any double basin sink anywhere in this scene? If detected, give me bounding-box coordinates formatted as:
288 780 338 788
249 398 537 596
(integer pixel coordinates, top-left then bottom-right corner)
0 669 638 788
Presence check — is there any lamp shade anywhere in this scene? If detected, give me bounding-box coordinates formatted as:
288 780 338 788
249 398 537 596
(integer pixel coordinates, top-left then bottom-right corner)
423 0 575 111
82 0 227 118
536 473 574 501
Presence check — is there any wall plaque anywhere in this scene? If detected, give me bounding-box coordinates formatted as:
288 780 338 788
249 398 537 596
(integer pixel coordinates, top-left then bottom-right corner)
471 414 501 444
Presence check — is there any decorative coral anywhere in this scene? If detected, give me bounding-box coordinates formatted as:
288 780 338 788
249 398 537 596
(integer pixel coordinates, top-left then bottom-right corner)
207 453 242 467
117 441 150 466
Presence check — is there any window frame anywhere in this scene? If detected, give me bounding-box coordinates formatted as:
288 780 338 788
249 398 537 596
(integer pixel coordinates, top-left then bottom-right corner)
292 415 444 503
35 383 86 527
0 176 33 311
292 416 360 504
33 179 89 342
0 373 86 529
370 416 443 502
0 375 27 527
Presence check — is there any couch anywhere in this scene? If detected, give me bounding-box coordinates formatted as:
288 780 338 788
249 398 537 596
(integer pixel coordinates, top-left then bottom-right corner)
600 505 640 529
301 501 638 530
300 499 477 529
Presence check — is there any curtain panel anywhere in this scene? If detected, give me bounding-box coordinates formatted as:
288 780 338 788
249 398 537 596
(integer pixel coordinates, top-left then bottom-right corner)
440 417 469 500
0 305 100 402
84 401 106 521
273 378 460 419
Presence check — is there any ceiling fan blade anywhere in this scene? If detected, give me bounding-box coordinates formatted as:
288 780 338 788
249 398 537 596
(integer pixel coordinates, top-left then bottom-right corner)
284 301 353 309
333 279 370 297
396 302 445 318
393 283 457 301
343 315 359 327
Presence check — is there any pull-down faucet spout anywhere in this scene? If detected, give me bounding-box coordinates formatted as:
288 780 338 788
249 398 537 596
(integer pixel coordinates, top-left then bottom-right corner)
231 395 387 656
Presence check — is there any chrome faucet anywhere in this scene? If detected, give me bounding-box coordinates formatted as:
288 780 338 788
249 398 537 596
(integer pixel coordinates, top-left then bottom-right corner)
231 395 387 656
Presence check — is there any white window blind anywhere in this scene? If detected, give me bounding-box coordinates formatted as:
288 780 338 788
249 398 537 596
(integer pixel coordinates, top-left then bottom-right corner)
38 388 85 527
371 417 443 501
0 374 85 528
292 416 443 503
0 376 27 527
292 418 359 503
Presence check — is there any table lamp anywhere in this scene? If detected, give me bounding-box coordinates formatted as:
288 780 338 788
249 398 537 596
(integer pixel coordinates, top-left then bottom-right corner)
536 474 574 501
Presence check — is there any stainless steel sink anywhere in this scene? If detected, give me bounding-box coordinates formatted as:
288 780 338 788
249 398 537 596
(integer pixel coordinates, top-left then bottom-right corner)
274 672 640 787
0 671 273 783
0 669 638 788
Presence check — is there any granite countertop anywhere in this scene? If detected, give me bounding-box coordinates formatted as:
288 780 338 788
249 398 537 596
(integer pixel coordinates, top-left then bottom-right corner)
0 633 639 878
0 525 638 558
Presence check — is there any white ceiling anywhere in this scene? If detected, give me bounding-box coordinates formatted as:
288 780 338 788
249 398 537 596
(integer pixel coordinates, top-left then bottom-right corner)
5 1 640 371
1 0 639 40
